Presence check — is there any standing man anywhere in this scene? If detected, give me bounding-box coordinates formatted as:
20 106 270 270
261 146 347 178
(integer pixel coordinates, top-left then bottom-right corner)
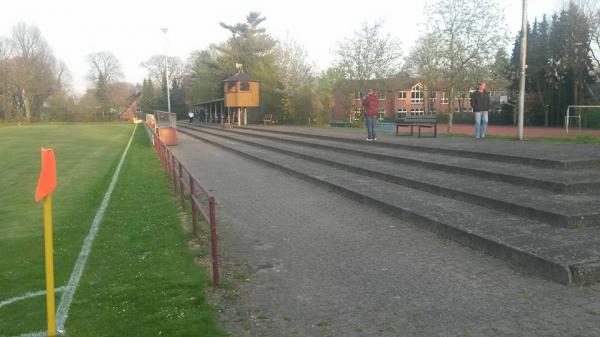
470 81 491 139
362 89 379 141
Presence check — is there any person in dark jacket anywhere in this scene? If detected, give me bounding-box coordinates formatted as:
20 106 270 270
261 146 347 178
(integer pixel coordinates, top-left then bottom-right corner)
470 81 491 139
362 89 379 141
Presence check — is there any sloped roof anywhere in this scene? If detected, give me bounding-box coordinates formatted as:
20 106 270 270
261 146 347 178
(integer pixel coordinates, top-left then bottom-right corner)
224 72 256 82
337 78 511 91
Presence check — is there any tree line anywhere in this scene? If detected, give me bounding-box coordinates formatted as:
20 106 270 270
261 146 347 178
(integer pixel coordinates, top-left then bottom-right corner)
0 23 139 122
2 0 600 127
508 1 600 127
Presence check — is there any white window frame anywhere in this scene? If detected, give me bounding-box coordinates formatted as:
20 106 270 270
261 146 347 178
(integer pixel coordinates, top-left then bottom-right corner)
398 91 408 100
378 109 386 121
411 84 424 103
441 92 449 104
397 108 407 119
410 108 424 116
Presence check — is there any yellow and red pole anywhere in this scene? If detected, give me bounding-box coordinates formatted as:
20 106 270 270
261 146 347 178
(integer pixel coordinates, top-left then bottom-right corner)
36 148 57 337
43 193 56 336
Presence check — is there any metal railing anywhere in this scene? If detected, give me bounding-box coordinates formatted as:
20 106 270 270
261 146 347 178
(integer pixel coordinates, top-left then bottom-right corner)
148 124 220 286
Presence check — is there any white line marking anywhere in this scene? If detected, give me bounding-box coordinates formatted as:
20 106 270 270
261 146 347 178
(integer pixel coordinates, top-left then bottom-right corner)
53 124 137 334
0 287 65 309
17 331 45 337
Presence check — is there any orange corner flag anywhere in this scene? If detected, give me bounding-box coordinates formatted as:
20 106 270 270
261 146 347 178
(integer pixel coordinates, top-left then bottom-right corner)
35 148 57 202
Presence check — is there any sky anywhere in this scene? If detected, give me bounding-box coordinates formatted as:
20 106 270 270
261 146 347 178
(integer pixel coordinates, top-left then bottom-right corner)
0 0 567 95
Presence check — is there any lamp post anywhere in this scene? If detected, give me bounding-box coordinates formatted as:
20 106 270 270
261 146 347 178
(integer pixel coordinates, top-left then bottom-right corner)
517 0 527 140
161 28 171 113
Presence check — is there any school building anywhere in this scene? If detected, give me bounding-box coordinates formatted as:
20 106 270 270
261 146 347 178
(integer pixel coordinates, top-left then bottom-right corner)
332 78 511 122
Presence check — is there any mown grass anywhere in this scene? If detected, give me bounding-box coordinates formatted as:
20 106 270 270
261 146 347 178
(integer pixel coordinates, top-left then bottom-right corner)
64 126 225 336
0 124 224 336
0 123 133 335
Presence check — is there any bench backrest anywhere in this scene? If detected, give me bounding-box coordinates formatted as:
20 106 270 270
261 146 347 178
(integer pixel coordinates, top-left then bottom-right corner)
264 114 273 120
398 116 437 123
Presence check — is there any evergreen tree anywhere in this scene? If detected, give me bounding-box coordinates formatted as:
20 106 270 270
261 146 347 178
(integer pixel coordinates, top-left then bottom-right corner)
140 78 156 113
95 73 111 120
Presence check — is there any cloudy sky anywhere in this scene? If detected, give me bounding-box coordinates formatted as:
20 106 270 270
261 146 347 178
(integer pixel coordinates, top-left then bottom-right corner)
0 0 567 94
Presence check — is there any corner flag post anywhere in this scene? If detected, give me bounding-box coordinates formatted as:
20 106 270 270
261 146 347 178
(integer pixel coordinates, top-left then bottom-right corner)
43 193 56 337
35 148 58 337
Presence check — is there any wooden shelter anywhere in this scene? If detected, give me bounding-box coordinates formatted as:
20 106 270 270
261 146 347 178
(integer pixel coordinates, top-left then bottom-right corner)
224 72 259 126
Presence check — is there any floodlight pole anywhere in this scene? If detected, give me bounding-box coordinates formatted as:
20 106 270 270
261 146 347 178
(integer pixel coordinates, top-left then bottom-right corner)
517 0 527 140
161 28 171 113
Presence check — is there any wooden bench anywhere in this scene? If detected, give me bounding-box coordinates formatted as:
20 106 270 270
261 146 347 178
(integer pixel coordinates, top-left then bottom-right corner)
396 116 438 137
263 113 276 125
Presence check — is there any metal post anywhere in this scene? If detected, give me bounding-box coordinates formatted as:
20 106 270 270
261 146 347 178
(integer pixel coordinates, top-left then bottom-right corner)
190 176 197 236
171 153 177 194
517 0 527 140
209 196 219 285
179 163 185 209
161 28 171 113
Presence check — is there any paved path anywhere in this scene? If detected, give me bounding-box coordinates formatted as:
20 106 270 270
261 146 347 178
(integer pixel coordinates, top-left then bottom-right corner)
172 132 600 337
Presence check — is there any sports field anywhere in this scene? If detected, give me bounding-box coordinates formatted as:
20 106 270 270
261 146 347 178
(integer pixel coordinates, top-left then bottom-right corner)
0 124 223 336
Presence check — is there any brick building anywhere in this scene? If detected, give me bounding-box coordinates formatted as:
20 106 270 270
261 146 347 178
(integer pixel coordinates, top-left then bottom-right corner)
332 78 511 122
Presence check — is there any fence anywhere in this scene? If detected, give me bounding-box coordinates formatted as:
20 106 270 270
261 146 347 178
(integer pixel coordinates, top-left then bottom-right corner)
147 124 220 286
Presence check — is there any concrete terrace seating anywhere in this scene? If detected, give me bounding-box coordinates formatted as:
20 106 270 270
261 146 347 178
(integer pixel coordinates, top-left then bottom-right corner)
177 123 600 285
396 116 438 137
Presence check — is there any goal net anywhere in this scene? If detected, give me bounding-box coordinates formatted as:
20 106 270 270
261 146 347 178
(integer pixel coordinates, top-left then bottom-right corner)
565 105 600 134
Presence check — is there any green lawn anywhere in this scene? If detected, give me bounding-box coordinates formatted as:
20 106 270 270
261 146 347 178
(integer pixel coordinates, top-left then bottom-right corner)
0 124 223 336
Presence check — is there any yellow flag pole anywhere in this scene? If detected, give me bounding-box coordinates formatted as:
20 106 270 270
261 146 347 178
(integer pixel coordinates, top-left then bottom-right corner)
43 193 56 337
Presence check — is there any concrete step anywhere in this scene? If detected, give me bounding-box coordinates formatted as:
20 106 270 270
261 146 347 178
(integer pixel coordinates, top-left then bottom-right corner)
178 127 600 285
181 124 600 194
240 125 600 170
186 125 600 194
186 126 600 228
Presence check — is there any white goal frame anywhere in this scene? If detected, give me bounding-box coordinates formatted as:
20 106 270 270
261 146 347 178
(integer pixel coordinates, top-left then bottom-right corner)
565 105 600 134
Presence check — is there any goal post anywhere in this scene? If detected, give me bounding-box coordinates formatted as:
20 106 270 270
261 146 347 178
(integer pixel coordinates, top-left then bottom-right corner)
565 105 600 134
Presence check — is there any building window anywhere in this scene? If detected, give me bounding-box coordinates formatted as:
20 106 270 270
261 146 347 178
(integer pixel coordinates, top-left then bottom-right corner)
429 108 437 115
378 109 386 121
410 108 424 116
429 91 436 103
398 91 408 100
379 91 386 100
441 92 449 104
397 108 407 119
411 84 424 103
227 82 237 92
355 91 364 99
240 82 250 91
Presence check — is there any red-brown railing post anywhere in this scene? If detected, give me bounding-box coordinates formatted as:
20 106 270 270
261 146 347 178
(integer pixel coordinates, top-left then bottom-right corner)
209 196 219 285
171 153 177 194
190 176 197 236
179 164 184 209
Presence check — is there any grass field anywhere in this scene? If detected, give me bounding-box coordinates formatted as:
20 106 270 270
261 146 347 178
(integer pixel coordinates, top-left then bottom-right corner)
0 124 223 336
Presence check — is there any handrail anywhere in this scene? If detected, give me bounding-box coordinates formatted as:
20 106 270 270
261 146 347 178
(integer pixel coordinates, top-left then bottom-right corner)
147 124 220 285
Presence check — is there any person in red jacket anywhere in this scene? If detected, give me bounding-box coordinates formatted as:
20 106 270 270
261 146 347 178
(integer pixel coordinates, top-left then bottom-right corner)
362 89 379 141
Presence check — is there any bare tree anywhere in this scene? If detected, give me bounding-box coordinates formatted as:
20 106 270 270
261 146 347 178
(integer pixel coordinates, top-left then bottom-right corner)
404 33 445 114
276 37 314 94
54 59 72 92
275 36 315 123
335 21 402 85
425 0 509 132
8 23 57 122
140 55 185 85
86 51 123 83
